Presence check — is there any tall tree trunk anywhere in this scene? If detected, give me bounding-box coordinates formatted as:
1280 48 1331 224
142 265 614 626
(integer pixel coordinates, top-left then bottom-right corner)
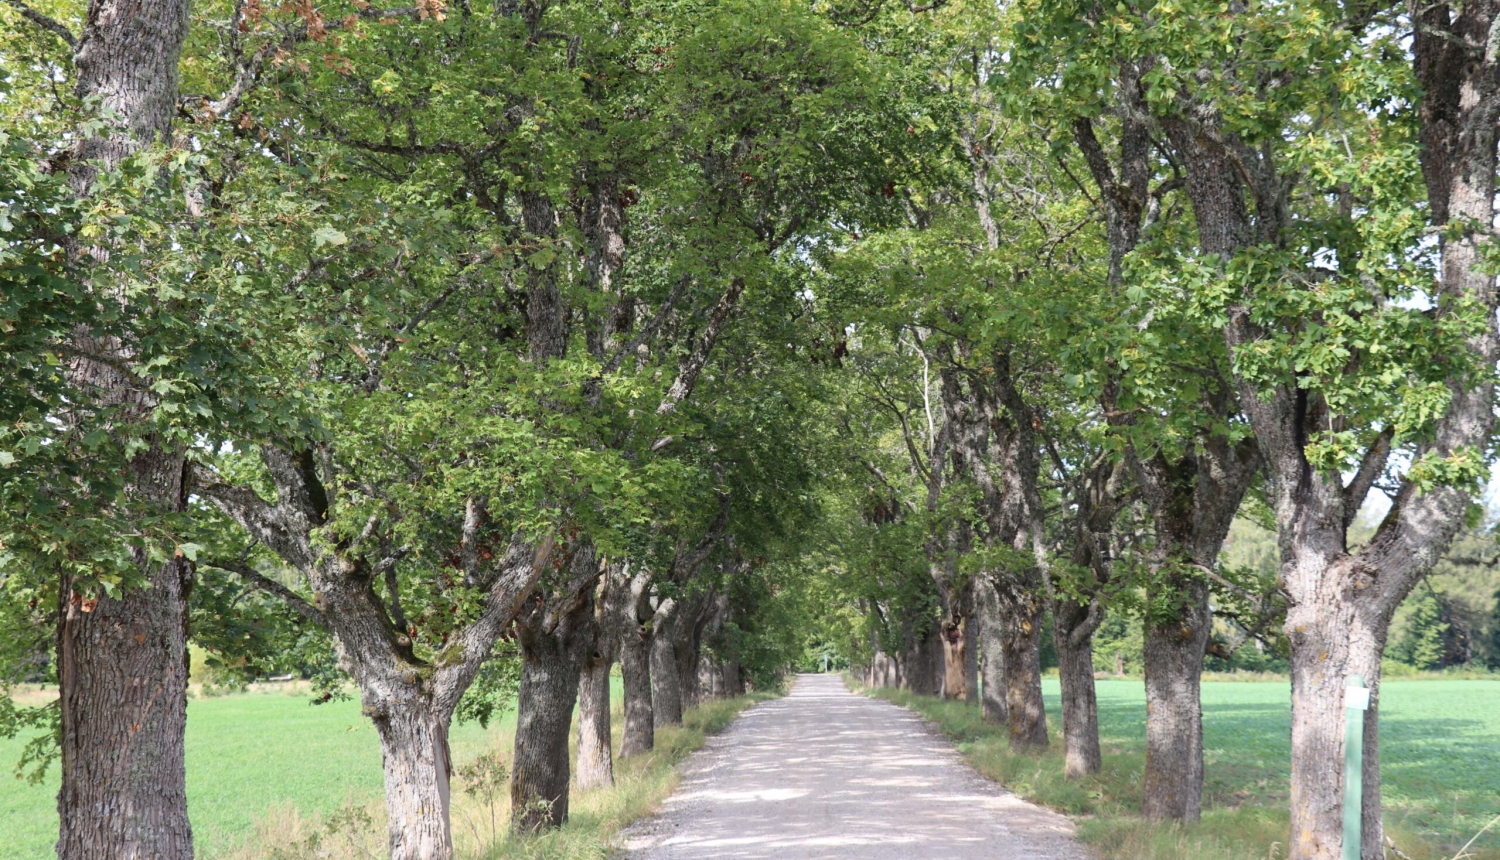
620 621 654 756
1141 574 1210 819
56 0 195 857
510 596 592 833
650 601 684 728
370 696 453 860
576 652 613 790
57 554 194 860
976 581 1008 724
576 565 628 790
995 583 1048 750
1052 596 1102 777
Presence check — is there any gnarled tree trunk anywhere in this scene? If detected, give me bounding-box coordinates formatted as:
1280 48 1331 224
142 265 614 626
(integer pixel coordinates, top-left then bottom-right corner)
576 651 613 791
369 693 453 860
620 621 654 756
650 599 684 728
976 580 1008 725
994 577 1048 750
511 591 593 833
577 563 630 790
1052 596 1102 777
619 568 655 756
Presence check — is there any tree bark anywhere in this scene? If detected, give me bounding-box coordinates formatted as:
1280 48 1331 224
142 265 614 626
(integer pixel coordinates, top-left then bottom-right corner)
620 621 654 756
510 591 592 833
620 568 655 756
650 599 684 728
995 585 1048 750
676 595 710 713
55 0 195 857
371 696 453 860
976 580 1008 725
721 661 744 696
1052 597 1102 777
940 617 968 701
575 651 613 791
577 563 630 790
57 554 194 860
1141 574 1210 820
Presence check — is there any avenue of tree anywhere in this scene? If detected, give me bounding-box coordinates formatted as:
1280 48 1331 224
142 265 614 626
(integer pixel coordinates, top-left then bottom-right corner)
2 1 1499 860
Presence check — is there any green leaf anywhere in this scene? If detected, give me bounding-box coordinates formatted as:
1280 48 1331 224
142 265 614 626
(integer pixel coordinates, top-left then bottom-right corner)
313 227 348 248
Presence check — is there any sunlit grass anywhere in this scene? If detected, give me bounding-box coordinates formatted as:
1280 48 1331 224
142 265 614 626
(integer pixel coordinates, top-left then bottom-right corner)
854 677 1500 860
0 674 770 860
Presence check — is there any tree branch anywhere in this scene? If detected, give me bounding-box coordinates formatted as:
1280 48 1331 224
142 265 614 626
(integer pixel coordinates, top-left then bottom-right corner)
656 277 745 416
202 559 328 629
1343 425 1393 529
4 0 75 47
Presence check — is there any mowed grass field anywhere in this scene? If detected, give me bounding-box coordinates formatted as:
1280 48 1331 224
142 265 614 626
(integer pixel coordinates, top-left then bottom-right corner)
0 685 518 860
866 678 1500 860
1086 679 1500 854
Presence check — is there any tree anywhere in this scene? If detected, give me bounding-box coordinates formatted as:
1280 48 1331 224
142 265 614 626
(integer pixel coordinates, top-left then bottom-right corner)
1009 0 1499 853
1485 590 1500 671
1391 590 1450 670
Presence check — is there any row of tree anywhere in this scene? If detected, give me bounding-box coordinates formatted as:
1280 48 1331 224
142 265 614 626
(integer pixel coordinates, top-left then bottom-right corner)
1 0 882 857
788 4 1500 860
3 1 1499 860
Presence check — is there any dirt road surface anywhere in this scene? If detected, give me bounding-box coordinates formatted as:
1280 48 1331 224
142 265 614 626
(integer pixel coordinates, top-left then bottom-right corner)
620 673 1090 860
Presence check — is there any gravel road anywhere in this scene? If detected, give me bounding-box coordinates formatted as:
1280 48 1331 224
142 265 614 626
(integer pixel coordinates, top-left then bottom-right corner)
619 673 1091 860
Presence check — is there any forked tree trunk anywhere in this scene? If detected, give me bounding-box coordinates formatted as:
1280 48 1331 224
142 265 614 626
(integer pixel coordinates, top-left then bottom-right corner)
1052 597 1102 777
370 696 453 860
57 555 195 860
996 586 1048 750
511 599 591 833
620 622 654 756
1141 574 1211 819
576 651 614 790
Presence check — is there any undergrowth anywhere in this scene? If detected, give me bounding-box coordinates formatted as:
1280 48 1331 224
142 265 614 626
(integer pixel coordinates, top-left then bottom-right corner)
851 680 1499 860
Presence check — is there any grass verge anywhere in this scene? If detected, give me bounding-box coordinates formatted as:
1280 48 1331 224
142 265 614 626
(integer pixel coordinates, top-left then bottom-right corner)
850 678 1499 860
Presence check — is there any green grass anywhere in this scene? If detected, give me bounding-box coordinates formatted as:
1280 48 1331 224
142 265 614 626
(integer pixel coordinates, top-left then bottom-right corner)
0 677 769 860
856 678 1500 860
0 684 509 860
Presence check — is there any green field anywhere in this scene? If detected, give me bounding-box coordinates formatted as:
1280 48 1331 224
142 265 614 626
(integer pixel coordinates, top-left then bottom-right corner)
1075 679 1500 852
871 677 1500 860
0 687 512 860
3 678 1496 860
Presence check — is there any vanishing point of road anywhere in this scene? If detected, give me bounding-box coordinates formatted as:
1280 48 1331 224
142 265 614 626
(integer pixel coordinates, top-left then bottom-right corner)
622 673 1091 860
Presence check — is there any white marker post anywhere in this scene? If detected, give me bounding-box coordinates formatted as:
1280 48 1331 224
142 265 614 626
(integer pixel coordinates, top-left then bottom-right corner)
1343 675 1370 860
